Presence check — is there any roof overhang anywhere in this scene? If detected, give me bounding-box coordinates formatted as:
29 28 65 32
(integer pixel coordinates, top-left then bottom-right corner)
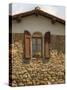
9 8 65 24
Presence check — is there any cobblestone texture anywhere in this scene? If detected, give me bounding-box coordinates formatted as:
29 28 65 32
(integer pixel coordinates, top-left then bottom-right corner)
10 40 65 86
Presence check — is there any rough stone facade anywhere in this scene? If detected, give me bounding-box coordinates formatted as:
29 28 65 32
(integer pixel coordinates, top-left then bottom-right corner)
50 35 65 53
9 33 65 86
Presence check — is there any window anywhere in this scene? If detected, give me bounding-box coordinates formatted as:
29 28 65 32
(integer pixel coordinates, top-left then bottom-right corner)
24 31 51 60
32 32 42 58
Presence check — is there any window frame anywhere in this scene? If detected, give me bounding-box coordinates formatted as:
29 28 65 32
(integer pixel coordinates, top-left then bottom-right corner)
32 36 43 58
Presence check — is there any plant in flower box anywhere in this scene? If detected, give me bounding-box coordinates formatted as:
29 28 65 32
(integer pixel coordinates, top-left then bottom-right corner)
34 51 41 60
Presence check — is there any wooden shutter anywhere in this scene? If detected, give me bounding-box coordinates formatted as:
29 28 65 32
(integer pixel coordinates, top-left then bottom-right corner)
24 31 31 59
44 32 51 59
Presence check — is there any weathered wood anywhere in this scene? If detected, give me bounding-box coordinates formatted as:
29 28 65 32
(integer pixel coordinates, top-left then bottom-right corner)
24 31 31 59
45 42 50 59
44 32 51 59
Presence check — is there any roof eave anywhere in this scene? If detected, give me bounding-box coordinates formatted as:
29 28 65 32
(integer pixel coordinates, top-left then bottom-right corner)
9 9 65 24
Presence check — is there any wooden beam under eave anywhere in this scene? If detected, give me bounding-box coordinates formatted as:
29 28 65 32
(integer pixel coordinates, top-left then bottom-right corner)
16 16 22 23
51 18 57 24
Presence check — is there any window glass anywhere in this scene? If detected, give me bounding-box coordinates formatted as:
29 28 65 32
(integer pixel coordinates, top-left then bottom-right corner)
32 38 42 57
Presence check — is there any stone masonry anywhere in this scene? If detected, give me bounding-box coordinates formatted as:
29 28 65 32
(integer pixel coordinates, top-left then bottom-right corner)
9 33 65 86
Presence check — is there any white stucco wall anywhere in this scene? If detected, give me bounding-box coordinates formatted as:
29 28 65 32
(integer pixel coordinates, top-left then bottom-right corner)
12 15 65 35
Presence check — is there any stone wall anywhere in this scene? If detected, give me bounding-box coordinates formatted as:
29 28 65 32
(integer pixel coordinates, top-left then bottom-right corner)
12 33 24 44
50 35 65 53
9 33 65 86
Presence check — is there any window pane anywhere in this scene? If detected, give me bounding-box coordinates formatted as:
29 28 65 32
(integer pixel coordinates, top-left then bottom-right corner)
32 38 36 57
32 38 36 45
32 38 42 57
38 38 41 45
